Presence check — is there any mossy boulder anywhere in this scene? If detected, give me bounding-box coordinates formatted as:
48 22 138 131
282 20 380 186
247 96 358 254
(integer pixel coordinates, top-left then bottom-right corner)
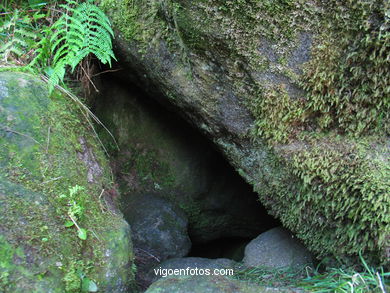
0 72 135 292
100 0 390 264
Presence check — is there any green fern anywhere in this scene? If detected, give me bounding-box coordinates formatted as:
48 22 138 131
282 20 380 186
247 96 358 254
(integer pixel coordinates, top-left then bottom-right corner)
44 0 116 87
0 10 39 64
1 0 116 88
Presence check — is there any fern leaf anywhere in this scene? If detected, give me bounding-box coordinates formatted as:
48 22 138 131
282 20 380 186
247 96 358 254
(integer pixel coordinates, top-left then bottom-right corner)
52 43 71 65
32 0 117 87
9 47 24 57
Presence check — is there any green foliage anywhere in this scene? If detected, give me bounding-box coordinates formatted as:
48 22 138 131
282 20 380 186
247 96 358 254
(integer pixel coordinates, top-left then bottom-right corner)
60 185 89 240
287 136 390 261
301 0 390 136
63 260 98 292
0 0 116 89
234 255 390 292
42 0 116 87
233 264 308 289
251 84 305 143
0 10 44 64
0 236 20 288
299 255 390 292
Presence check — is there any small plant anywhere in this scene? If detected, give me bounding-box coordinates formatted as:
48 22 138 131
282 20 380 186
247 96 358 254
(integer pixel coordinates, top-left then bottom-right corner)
60 185 88 240
233 265 308 288
39 0 116 88
63 260 98 292
233 254 389 292
1 0 116 90
298 255 390 292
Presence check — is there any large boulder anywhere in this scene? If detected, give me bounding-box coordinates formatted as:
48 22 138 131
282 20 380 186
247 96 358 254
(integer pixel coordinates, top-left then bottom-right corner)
99 0 390 264
122 193 191 288
0 72 135 292
243 227 313 269
94 77 277 243
145 275 305 293
124 194 191 263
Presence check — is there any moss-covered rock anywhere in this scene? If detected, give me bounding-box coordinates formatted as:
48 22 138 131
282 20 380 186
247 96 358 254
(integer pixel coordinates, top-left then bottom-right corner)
99 0 389 265
0 72 135 292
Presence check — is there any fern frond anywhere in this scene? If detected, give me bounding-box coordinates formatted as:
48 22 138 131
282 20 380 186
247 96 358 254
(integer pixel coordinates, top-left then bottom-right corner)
0 10 39 63
44 0 116 87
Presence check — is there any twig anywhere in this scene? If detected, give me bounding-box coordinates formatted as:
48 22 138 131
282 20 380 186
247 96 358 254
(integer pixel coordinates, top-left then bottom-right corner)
0 125 41 145
45 126 51 153
40 74 119 155
0 8 63 16
376 272 386 293
135 247 161 262
81 64 99 93
98 189 105 199
41 176 63 185
92 68 122 77
69 214 81 231
90 229 101 241
98 189 107 214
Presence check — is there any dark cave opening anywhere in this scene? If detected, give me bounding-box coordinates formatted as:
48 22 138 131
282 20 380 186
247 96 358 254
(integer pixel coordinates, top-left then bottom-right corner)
93 71 280 275
188 236 252 261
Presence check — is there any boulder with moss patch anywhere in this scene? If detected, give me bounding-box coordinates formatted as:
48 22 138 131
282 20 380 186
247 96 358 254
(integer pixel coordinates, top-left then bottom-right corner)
0 72 135 292
100 0 390 264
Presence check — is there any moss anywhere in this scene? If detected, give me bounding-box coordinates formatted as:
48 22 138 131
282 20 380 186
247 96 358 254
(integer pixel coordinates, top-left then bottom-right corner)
100 0 184 55
300 0 390 136
253 134 390 265
101 0 389 264
121 147 176 190
248 0 390 263
0 236 22 290
288 135 389 262
0 72 134 292
250 84 305 144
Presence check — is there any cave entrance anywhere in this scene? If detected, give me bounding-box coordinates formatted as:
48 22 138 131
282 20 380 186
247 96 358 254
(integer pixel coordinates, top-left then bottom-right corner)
188 236 252 261
92 71 280 287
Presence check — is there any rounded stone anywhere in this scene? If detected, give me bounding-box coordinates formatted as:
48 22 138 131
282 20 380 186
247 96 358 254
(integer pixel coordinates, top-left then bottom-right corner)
243 227 313 269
